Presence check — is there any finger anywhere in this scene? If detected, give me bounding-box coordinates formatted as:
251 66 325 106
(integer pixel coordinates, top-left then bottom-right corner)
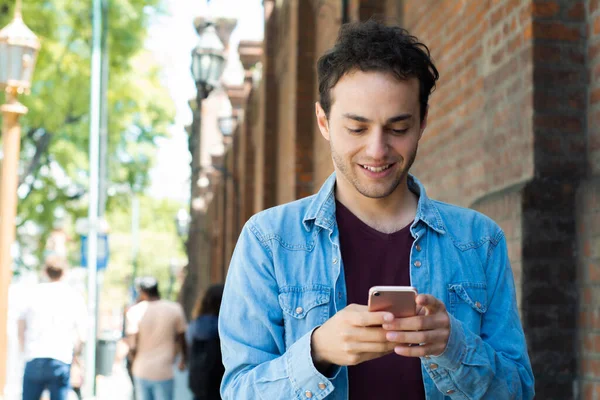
416 295 445 315
346 306 394 327
340 326 390 343
385 329 447 345
343 340 397 355
383 313 448 331
393 343 447 358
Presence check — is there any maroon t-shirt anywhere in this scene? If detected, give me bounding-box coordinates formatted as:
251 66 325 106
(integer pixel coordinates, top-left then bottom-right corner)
336 201 425 400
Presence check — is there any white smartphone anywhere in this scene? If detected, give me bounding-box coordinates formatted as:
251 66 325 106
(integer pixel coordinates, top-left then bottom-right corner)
367 286 418 318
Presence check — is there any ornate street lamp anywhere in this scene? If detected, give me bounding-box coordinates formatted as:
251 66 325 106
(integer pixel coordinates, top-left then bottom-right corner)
217 114 238 145
175 208 191 241
191 21 226 98
0 0 40 394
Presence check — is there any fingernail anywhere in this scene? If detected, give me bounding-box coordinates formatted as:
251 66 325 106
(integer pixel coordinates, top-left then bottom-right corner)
383 314 394 322
382 324 391 330
386 332 397 341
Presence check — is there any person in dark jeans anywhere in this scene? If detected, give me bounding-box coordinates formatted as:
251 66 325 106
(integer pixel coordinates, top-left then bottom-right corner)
18 256 87 400
22 358 71 399
187 284 225 400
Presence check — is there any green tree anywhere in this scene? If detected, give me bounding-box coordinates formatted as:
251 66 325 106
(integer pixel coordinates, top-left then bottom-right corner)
102 195 187 312
0 0 175 263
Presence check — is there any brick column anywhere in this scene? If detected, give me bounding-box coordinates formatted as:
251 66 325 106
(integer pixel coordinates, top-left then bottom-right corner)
261 0 279 209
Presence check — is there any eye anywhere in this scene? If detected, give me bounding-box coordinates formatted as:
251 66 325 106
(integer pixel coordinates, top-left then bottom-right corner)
346 127 366 134
391 128 409 135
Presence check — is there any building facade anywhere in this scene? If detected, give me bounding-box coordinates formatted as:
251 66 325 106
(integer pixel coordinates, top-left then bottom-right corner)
184 1 600 398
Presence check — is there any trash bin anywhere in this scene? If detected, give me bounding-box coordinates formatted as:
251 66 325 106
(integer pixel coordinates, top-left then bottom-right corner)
96 332 120 376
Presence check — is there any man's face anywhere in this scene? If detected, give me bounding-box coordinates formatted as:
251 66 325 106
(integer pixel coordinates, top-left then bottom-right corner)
316 71 427 200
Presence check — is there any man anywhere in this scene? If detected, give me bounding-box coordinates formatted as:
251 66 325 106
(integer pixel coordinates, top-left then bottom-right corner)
18 256 87 400
220 20 536 399
126 277 187 400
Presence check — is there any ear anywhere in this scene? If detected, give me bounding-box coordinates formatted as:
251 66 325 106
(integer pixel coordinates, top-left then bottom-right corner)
315 102 330 141
419 106 429 140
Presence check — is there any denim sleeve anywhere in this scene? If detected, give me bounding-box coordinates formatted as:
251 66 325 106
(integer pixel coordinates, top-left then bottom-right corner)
423 231 535 399
219 221 337 400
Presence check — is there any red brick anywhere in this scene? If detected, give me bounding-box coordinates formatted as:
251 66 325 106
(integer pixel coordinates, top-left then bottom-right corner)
567 2 585 21
590 261 600 282
583 288 593 306
595 15 600 35
532 1 560 18
583 382 593 399
592 0 600 15
591 42 600 61
534 115 582 133
533 21 582 41
592 88 600 105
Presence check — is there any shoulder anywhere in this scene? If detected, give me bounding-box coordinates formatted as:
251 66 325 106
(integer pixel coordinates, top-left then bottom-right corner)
432 200 504 246
245 195 318 242
162 300 185 315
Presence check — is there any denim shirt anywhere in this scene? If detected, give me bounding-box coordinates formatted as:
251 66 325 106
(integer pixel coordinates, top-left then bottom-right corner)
219 173 535 400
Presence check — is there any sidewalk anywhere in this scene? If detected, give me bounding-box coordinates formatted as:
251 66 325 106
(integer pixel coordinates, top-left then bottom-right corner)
93 360 192 400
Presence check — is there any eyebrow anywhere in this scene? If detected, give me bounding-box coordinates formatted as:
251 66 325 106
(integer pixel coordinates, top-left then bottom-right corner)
342 113 413 123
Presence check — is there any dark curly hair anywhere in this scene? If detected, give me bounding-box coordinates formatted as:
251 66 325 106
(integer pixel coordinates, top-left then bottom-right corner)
317 19 439 121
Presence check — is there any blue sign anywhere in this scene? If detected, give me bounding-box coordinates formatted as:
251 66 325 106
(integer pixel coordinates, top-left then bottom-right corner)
81 234 109 270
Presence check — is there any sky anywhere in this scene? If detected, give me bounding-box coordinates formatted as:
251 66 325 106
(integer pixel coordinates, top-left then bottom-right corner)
146 0 264 202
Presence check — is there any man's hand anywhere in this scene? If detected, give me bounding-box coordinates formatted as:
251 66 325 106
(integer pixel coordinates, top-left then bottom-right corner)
311 304 396 369
382 294 450 357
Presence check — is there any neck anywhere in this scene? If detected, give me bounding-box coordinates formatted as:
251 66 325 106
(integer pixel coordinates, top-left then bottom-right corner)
335 174 418 234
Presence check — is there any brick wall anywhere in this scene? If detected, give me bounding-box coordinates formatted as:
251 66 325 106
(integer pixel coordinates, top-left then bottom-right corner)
406 0 534 207
313 0 341 188
577 1 600 398
197 1 600 397
592 0 600 174
402 0 588 397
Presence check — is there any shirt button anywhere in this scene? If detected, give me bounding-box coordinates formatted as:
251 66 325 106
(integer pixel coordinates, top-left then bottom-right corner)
305 391 313 398
416 244 422 251
446 389 455 394
424 355 430 359
333 258 338 264
414 260 422 267
318 382 327 390
475 301 482 309
295 307 303 314
429 363 438 370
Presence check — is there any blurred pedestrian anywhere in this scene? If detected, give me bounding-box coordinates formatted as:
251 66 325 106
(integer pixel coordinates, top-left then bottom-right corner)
187 284 224 400
18 256 87 400
125 277 187 400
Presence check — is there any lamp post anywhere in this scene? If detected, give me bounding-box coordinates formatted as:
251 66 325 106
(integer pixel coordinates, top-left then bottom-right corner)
0 0 40 395
191 21 226 100
182 20 226 313
217 114 238 146
175 207 191 243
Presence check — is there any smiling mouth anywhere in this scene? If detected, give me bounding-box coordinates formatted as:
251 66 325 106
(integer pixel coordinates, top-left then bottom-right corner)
360 164 394 173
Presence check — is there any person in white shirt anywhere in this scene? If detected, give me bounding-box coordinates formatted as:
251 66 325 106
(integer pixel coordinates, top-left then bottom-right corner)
18 256 87 400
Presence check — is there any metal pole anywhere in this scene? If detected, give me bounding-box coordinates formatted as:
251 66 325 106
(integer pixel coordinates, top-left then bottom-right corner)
0 92 27 399
85 0 103 396
98 0 109 217
131 193 139 296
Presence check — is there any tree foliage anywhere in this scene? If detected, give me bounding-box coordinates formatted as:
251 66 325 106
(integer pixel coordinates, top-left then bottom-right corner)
0 0 176 265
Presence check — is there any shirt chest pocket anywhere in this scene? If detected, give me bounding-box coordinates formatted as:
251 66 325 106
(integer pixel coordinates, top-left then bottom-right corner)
278 285 331 347
448 283 487 334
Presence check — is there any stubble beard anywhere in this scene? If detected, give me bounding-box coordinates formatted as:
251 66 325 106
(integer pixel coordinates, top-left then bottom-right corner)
330 141 418 199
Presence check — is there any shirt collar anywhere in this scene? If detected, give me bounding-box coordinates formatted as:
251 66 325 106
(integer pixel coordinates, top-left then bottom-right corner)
303 172 446 234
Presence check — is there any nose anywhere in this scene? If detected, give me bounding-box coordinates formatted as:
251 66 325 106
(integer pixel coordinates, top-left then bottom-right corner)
364 127 388 160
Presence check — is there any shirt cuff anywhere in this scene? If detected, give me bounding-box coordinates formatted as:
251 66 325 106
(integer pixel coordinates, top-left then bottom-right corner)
425 313 467 371
285 327 339 399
